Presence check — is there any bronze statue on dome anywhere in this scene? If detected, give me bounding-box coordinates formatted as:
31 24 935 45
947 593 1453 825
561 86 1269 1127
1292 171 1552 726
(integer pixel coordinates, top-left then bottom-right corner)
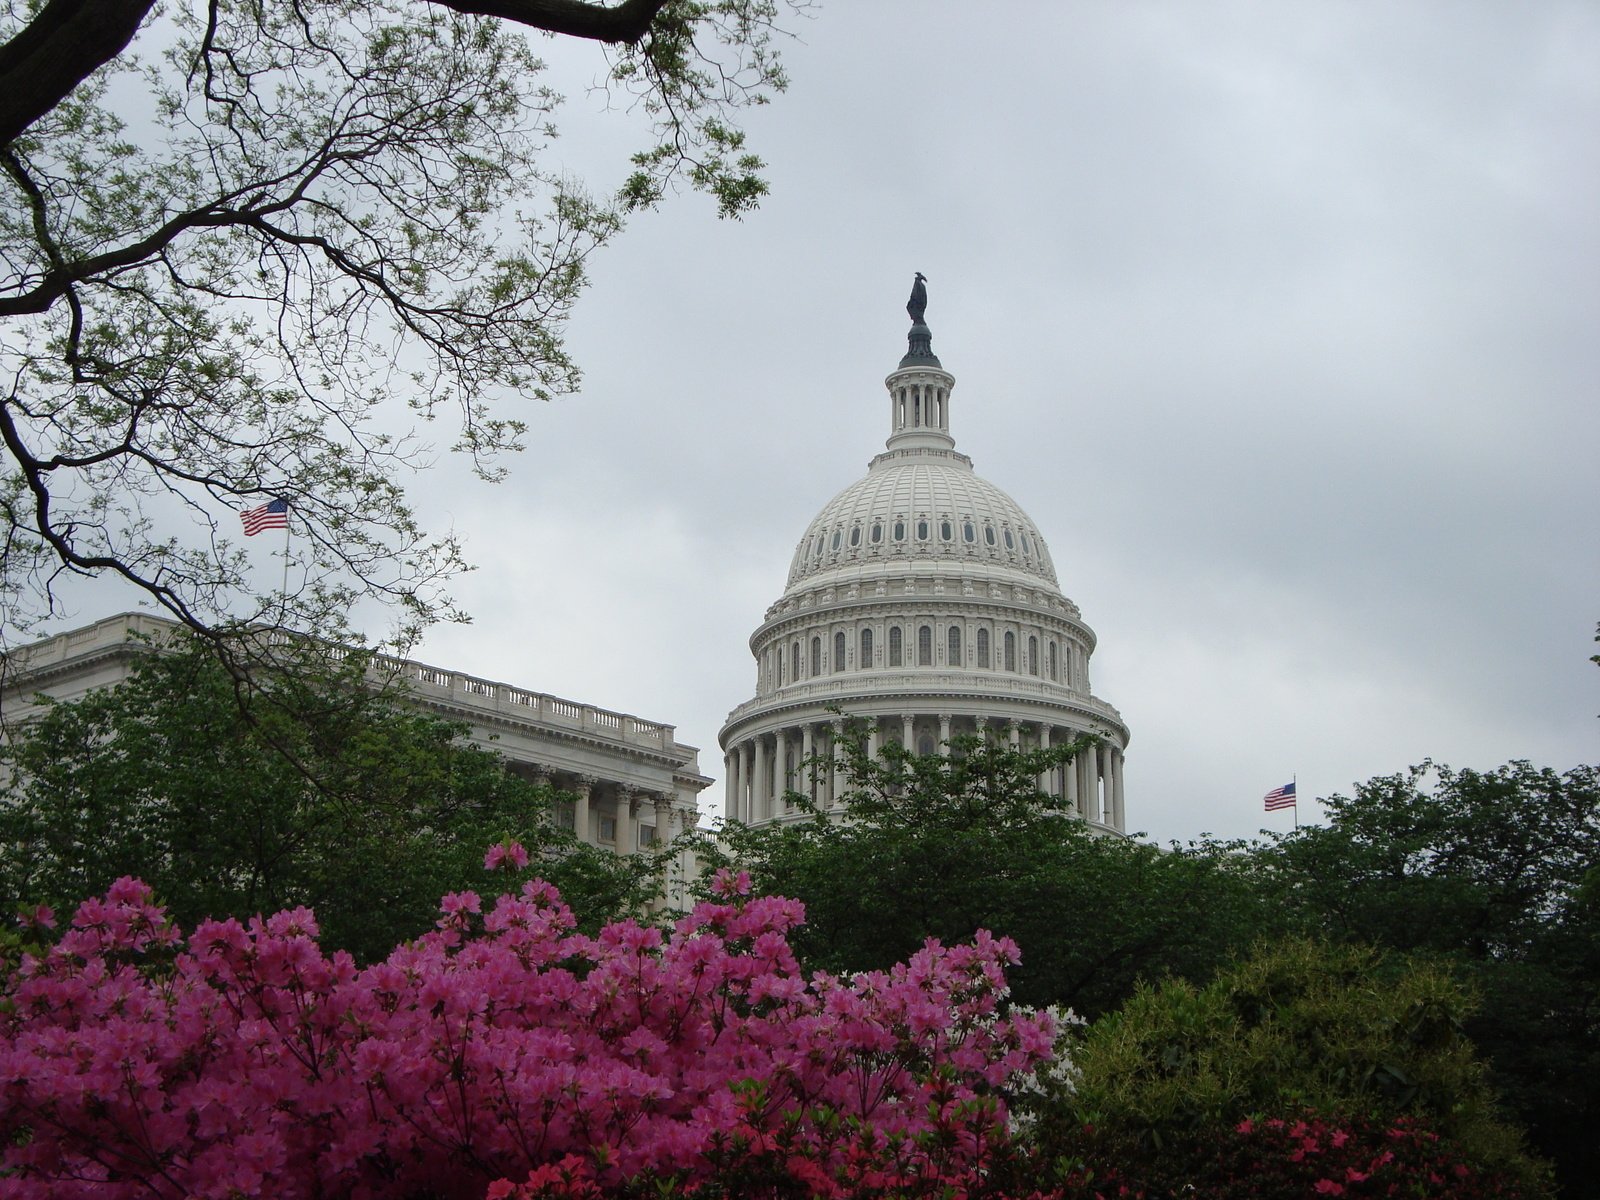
907 272 928 324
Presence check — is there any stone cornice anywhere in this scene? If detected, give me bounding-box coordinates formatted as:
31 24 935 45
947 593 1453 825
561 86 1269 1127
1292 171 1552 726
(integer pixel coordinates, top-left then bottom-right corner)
753 587 1092 648
720 678 1129 747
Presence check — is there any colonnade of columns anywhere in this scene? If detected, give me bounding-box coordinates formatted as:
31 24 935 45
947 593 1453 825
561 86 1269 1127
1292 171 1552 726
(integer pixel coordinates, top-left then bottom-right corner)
723 714 1126 830
524 768 689 854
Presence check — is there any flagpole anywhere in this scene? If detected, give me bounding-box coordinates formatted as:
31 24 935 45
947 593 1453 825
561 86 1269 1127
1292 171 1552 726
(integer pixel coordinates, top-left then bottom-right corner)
1293 773 1298 831
280 506 291 605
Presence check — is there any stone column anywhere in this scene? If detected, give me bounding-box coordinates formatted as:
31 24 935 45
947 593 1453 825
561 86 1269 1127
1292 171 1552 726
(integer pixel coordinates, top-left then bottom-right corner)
1098 745 1113 824
611 787 634 854
826 723 842 808
1065 746 1080 813
654 793 673 845
938 713 952 756
772 729 786 813
1008 721 1021 750
572 776 594 844
868 719 881 760
1112 748 1126 830
800 724 814 800
752 737 768 822
1078 751 1095 819
732 743 748 823
901 713 914 752
1038 724 1053 797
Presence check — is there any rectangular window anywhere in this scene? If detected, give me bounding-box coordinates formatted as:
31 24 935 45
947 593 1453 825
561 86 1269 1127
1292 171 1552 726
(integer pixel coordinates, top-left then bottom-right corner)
599 815 617 842
889 627 903 666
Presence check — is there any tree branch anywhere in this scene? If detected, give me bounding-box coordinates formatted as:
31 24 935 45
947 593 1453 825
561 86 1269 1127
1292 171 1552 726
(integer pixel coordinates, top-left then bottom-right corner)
420 0 668 43
0 0 158 147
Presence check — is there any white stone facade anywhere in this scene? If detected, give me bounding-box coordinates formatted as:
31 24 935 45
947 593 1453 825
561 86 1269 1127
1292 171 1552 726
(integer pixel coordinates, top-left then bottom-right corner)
1 612 711 860
719 308 1130 834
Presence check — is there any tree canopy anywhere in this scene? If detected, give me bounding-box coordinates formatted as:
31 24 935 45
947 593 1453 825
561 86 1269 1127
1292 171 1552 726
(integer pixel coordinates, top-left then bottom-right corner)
0 634 663 959
0 0 798 645
1262 761 1600 1195
697 727 1283 1017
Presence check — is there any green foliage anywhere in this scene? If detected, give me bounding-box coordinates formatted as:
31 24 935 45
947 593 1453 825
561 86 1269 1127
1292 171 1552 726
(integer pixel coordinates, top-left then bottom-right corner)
0 0 797 642
1056 938 1549 1192
0 635 662 959
695 723 1283 1016
1262 762 1600 1195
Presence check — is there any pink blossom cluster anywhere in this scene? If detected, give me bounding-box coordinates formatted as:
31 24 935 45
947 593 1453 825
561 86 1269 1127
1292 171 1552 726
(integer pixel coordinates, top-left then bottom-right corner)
0 869 1053 1199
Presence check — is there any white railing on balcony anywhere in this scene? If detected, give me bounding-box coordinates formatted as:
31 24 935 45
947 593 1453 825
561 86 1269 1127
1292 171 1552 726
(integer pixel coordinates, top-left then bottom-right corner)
2 612 683 754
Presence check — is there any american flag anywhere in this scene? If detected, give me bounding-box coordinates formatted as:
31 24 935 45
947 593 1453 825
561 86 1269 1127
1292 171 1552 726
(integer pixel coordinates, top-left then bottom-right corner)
240 498 290 536
1263 781 1296 811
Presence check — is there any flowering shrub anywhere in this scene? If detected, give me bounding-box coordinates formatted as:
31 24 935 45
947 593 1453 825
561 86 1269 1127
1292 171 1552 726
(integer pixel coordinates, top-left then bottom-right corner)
0 869 1054 1198
1080 1112 1547 1200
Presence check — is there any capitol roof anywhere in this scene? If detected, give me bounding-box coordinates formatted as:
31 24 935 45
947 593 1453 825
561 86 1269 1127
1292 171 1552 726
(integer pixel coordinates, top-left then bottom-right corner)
785 452 1059 591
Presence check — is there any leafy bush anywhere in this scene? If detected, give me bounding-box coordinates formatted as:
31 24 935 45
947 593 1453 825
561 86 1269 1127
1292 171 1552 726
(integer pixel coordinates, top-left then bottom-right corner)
1047 938 1549 1192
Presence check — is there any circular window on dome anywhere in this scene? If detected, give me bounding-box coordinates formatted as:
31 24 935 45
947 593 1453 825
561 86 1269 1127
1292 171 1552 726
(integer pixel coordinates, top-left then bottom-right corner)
984 525 996 546
871 522 883 544
963 521 975 543
850 525 861 547
894 521 905 541
916 520 929 540
1003 528 1015 550
831 530 842 551
940 520 953 541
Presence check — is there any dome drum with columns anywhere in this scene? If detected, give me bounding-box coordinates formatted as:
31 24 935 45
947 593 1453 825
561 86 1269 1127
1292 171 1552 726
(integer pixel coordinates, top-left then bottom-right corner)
720 281 1130 834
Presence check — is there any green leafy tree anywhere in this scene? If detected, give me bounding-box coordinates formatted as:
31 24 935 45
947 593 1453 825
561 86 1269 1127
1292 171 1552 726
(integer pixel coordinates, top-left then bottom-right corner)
696 723 1283 1016
1050 937 1552 1197
0 0 798 643
0 634 664 959
1264 762 1600 1197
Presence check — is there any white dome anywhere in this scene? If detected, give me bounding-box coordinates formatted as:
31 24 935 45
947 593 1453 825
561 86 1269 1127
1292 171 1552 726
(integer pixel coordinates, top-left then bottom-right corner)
786 450 1060 591
720 288 1129 838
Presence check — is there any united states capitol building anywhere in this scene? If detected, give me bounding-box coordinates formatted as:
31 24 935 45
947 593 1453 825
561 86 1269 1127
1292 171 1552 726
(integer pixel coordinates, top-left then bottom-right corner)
719 279 1129 834
2 280 1129 856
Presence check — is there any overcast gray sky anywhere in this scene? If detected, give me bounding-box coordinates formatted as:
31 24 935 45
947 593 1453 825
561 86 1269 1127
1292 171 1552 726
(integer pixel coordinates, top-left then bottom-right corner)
63 1 1600 842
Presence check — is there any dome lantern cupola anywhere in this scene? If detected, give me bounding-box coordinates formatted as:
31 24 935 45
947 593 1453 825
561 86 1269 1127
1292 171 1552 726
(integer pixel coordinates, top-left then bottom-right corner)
885 272 956 454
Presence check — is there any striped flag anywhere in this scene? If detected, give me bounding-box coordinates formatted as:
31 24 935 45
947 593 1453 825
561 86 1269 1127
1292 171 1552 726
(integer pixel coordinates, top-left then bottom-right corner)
1263 781 1296 812
240 498 290 536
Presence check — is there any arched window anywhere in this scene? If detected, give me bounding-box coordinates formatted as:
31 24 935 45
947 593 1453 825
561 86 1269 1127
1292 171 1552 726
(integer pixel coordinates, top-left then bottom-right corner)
831 530 842 551
1028 635 1039 676
861 627 874 665
871 522 883 544
940 520 953 541
1048 641 1059 681
977 628 990 669
834 631 846 672
810 636 821 677
791 641 800 680
948 625 962 665
916 519 929 540
918 625 932 666
1004 528 1015 550
889 627 903 667
893 520 906 541
850 525 861 547
1004 631 1017 672
963 521 976 543
984 524 996 546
